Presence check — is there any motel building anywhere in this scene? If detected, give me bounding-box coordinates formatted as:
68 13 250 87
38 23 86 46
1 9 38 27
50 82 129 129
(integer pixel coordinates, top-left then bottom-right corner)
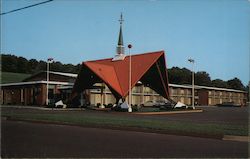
0 71 247 107
1 14 247 107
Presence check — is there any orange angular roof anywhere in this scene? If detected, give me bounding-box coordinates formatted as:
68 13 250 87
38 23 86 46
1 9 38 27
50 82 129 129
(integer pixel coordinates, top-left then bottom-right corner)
84 62 123 95
73 50 170 100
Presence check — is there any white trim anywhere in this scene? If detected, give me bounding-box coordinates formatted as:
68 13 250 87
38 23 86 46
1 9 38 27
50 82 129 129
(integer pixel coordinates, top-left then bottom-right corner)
49 71 77 78
195 85 246 93
169 84 246 93
0 81 74 87
169 84 192 89
57 86 74 89
90 90 161 96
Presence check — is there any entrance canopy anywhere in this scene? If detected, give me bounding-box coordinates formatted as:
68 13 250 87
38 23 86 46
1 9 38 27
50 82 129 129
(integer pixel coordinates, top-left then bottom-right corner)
72 50 170 101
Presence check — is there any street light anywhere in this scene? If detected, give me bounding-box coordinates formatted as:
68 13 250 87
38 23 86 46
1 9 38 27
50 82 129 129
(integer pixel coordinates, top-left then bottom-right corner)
128 44 132 113
46 57 53 105
188 58 195 110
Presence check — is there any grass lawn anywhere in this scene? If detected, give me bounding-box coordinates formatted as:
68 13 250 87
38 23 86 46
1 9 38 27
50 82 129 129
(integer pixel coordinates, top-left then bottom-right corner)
2 109 248 137
1 72 31 84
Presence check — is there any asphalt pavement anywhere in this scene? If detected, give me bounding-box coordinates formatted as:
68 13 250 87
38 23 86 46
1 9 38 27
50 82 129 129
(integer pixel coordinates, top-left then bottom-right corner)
1 120 248 158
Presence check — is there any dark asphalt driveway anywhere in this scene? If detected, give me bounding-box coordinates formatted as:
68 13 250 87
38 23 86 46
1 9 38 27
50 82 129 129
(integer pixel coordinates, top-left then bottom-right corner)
1 120 248 158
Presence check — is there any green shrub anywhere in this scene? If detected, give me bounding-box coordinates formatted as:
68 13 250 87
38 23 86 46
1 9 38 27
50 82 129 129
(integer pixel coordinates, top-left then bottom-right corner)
106 103 113 108
96 103 101 107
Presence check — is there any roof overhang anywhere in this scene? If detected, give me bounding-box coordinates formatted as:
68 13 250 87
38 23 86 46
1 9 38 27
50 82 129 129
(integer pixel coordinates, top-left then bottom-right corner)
72 50 170 100
1 81 74 87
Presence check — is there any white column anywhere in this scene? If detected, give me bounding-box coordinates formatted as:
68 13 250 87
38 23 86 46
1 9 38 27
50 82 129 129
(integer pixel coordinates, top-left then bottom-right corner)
100 83 105 108
142 85 144 104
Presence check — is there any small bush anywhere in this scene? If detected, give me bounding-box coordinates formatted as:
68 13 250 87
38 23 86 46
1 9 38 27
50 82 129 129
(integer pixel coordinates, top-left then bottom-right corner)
46 103 56 108
96 103 101 107
159 106 173 111
67 104 79 108
106 103 113 108
111 106 128 112
56 105 63 108
132 105 140 111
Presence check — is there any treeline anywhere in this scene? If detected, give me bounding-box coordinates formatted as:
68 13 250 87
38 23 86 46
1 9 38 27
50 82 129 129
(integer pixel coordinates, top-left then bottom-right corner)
1 54 248 91
1 54 81 74
168 67 247 91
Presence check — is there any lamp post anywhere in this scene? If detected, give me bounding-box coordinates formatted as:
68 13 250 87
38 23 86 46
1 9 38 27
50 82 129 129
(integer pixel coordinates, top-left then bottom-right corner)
188 58 195 109
46 57 53 105
128 44 132 112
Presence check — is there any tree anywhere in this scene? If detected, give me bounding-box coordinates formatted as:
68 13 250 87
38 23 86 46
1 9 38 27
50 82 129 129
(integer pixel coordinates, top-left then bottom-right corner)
1 54 18 72
1 54 80 74
50 61 64 72
17 57 28 73
168 67 191 84
227 78 245 90
64 64 77 73
211 79 228 88
74 63 82 73
28 59 39 73
36 60 47 71
195 71 211 86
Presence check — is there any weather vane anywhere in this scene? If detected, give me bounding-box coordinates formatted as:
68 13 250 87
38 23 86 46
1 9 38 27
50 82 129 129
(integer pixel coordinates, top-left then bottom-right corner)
119 13 124 25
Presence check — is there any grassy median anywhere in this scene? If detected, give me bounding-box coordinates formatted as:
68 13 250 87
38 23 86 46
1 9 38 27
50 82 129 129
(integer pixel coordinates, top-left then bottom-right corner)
1 109 248 137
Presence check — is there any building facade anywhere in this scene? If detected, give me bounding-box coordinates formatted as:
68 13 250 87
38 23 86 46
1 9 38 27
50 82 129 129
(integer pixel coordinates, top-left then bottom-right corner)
88 83 247 106
1 72 247 106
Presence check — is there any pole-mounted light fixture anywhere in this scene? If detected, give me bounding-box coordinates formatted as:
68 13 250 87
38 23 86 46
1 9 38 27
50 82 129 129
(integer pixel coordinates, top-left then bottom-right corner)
128 44 132 112
46 57 54 106
188 58 195 109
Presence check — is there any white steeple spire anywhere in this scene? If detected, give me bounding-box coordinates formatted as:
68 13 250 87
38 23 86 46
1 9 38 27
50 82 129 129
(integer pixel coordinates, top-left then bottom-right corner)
113 13 126 61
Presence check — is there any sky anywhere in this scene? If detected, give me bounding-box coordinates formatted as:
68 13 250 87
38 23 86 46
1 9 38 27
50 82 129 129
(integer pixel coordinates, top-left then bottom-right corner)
1 0 250 85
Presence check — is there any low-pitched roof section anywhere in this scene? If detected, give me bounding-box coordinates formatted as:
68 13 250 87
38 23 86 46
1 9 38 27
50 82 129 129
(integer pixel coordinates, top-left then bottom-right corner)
23 71 77 83
72 50 170 100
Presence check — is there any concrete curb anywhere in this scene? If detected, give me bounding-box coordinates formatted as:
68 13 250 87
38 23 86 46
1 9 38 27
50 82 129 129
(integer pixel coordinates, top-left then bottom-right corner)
133 109 203 115
223 135 250 142
92 108 112 111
